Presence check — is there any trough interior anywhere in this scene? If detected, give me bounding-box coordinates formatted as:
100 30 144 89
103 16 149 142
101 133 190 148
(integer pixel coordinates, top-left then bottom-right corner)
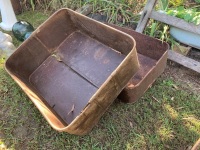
29 31 125 124
108 24 168 85
130 53 157 85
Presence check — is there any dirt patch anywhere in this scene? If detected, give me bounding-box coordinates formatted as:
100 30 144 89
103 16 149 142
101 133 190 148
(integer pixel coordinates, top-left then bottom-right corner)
163 60 200 95
13 126 28 139
188 48 200 62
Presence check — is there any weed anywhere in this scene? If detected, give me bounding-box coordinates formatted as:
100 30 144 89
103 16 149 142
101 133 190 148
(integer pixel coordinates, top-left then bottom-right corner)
145 19 179 50
169 0 185 7
195 0 200 3
167 6 200 25
30 0 35 11
158 0 169 11
84 0 143 24
21 0 144 25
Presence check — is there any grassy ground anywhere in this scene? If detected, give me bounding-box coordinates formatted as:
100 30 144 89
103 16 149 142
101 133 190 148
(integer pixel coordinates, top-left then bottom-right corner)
0 9 200 150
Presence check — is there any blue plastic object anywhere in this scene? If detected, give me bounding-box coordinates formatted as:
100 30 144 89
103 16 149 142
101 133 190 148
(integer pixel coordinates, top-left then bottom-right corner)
170 26 200 49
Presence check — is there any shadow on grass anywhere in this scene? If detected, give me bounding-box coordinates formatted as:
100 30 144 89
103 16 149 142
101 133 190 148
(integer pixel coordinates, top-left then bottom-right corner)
0 63 199 149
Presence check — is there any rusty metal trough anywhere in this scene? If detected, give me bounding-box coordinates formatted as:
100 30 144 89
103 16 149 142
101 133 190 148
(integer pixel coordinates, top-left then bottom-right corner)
5 9 139 135
108 24 169 103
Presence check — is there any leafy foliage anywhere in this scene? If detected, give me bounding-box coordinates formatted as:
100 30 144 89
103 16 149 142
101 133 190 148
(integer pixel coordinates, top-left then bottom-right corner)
169 0 185 6
21 0 144 25
158 0 185 9
145 20 180 50
158 0 169 11
195 0 200 3
85 0 137 24
167 6 200 25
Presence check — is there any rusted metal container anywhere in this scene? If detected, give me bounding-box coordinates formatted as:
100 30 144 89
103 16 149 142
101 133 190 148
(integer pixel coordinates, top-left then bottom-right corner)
108 24 169 103
5 9 139 135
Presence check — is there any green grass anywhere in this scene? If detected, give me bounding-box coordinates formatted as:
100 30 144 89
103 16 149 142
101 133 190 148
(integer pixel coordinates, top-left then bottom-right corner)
85 0 145 24
0 9 200 150
26 0 145 25
11 11 50 47
0 59 199 149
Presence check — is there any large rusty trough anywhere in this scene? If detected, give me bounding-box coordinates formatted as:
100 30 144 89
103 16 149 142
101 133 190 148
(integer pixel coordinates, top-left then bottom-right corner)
108 24 169 103
5 9 139 135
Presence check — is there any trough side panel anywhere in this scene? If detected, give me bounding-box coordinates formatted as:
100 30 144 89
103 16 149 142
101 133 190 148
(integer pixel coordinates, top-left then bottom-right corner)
68 10 134 55
107 24 169 60
5 36 50 84
35 9 77 53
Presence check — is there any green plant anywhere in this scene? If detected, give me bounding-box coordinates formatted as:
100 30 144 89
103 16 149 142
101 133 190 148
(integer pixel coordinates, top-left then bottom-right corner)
30 0 35 11
169 0 185 7
20 0 143 25
158 0 169 11
195 0 200 4
145 20 180 50
84 0 139 24
167 6 200 25
158 0 188 10
145 21 168 41
46 0 83 11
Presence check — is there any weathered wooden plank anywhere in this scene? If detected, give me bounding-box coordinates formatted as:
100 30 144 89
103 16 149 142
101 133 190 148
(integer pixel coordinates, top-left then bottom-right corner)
136 0 157 33
150 10 200 35
168 50 200 73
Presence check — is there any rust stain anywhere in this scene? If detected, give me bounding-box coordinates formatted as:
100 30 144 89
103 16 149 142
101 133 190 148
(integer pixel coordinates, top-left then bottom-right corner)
94 48 106 60
103 58 110 64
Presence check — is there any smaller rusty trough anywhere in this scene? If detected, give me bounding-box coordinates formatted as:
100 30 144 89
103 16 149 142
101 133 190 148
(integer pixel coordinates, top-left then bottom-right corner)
5 9 139 135
108 24 169 103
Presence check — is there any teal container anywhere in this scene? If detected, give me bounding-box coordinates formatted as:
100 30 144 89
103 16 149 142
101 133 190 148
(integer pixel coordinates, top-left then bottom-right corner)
12 21 34 41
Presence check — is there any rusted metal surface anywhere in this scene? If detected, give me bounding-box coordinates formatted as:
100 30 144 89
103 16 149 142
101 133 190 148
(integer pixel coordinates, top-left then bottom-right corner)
108 24 169 103
29 31 126 124
5 9 139 135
